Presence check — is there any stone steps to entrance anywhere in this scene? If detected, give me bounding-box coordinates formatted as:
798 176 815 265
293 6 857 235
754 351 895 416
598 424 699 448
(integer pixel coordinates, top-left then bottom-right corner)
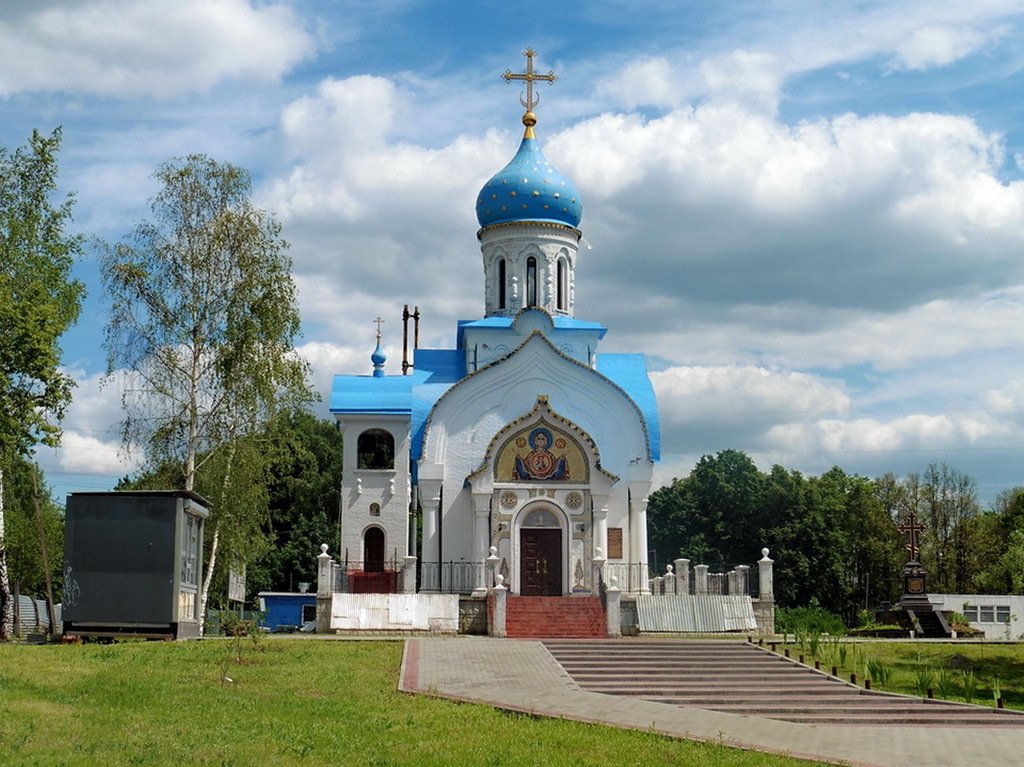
505 596 605 639
544 639 1024 727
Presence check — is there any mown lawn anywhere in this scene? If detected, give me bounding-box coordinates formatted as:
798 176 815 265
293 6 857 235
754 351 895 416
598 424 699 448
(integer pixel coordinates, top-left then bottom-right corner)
0 638 828 767
781 639 1024 708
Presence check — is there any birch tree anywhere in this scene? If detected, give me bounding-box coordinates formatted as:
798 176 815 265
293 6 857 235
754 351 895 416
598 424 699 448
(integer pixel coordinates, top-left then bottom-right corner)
102 155 311 630
0 129 84 639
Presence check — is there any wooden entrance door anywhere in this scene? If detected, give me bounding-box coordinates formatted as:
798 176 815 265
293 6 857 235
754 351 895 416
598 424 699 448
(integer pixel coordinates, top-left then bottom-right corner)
520 528 562 596
364 527 385 572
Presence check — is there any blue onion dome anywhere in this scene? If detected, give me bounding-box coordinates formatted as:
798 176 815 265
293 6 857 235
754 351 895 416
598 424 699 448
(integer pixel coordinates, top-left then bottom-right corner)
371 339 387 378
476 111 582 229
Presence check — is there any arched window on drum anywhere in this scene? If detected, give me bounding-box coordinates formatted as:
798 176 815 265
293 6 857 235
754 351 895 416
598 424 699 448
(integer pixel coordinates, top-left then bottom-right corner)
556 257 567 311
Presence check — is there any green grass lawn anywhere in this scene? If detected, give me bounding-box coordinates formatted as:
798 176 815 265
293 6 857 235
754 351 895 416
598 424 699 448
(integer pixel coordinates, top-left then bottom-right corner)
786 639 1024 708
0 638 827 767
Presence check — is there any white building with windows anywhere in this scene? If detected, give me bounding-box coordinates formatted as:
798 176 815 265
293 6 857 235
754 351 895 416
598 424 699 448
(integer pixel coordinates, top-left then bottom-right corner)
929 594 1024 639
329 52 660 600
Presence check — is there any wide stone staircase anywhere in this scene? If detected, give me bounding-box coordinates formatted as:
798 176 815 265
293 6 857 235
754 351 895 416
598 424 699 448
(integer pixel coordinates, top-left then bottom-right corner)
544 639 1024 726
505 596 606 639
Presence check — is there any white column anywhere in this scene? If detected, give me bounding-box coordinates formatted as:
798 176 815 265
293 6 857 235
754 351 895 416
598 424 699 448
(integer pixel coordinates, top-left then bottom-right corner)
471 494 490 596
592 500 609 562
419 479 441 592
629 493 651 594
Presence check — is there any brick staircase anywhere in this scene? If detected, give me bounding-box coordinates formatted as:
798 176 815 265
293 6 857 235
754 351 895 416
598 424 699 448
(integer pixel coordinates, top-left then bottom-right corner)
545 640 1024 726
505 596 606 638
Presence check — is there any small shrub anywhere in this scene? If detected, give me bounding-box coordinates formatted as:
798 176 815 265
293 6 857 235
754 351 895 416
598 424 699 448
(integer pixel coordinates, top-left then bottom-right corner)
936 668 956 699
775 605 846 636
913 665 935 698
808 632 821 661
962 670 978 703
220 613 258 638
866 657 893 687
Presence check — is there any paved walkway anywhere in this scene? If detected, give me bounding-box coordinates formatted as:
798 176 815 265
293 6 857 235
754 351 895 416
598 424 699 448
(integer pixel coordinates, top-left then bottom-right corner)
399 636 1024 767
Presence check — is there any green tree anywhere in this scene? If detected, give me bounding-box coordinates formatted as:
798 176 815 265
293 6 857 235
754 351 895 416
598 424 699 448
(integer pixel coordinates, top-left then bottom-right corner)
101 155 312 631
0 129 84 639
648 449 765 569
919 463 979 592
971 488 1024 593
649 453 906 621
2 457 64 599
248 410 344 595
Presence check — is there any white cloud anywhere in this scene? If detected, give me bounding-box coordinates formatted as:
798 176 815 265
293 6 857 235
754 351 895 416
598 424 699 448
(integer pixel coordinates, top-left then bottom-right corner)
766 412 1003 454
596 56 687 111
985 379 1024 423
557 104 1024 342
653 365 848 424
887 24 994 71
43 430 131 476
699 50 786 114
33 368 139 483
0 0 314 97
651 365 849 453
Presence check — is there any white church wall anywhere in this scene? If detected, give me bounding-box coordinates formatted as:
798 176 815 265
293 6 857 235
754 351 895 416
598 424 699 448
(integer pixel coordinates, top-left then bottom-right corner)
420 335 653 584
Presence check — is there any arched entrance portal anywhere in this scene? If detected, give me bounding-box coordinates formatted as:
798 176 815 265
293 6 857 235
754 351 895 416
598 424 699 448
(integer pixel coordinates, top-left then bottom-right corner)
519 505 564 596
364 527 385 572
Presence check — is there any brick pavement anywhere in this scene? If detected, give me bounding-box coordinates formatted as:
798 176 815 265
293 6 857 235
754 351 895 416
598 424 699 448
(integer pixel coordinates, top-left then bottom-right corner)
399 636 1024 767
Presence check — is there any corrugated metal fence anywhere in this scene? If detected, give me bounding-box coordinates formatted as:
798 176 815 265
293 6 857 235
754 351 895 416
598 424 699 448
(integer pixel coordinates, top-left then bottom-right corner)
636 594 757 632
14 595 60 638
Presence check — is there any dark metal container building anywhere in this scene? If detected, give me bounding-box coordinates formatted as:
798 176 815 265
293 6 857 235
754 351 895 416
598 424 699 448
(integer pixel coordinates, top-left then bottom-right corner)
63 491 210 639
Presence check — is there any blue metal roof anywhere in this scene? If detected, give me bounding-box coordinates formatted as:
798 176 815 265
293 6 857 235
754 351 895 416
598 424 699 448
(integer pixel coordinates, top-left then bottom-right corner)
330 348 660 463
329 374 413 414
414 348 465 382
409 349 463 462
457 315 608 349
597 353 661 461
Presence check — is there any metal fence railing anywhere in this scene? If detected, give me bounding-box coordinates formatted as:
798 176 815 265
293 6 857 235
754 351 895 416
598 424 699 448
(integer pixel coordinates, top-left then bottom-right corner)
419 561 487 595
327 559 404 595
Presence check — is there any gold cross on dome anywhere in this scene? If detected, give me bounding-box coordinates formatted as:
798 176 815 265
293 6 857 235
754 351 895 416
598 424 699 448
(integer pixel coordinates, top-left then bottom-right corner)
503 48 557 113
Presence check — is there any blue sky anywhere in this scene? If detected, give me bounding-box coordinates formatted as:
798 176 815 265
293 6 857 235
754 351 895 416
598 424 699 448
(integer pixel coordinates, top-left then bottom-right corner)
3 0 1024 506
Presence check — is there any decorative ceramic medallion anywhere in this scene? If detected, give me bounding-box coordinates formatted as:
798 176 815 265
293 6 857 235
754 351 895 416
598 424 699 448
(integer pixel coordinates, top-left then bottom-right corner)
500 490 518 509
565 491 583 509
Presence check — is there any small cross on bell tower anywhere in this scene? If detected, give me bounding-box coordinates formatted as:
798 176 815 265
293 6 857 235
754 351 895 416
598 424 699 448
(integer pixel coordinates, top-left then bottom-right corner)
371 316 387 378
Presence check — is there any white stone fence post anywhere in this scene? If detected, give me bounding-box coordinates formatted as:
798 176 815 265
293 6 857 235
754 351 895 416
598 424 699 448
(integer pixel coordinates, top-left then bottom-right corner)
490 575 507 637
605 577 621 638
674 558 690 594
316 544 334 633
694 564 710 595
758 548 774 599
